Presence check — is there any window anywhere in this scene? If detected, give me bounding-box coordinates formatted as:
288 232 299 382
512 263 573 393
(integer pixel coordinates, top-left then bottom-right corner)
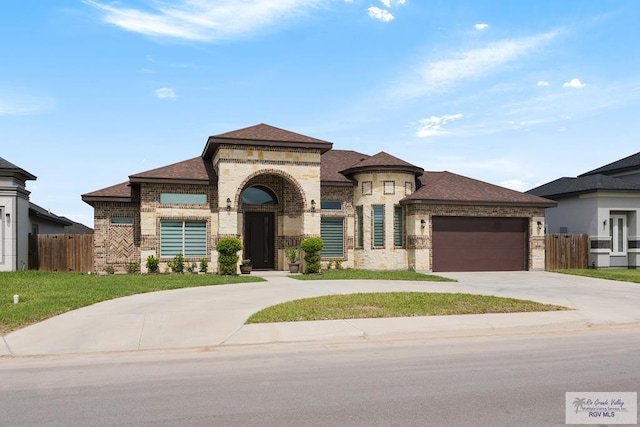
394 206 404 247
242 186 278 205
320 200 342 210
160 193 207 204
356 206 364 248
372 205 385 248
161 221 207 257
321 217 344 258
609 215 627 255
111 217 133 225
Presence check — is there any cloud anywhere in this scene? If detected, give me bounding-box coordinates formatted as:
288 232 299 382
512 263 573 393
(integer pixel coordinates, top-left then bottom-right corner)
368 7 394 22
393 30 559 98
562 78 587 88
474 23 489 31
500 179 528 191
83 0 326 42
415 113 463 138
381 0 406 6
155 88 176 100
537 80 549 86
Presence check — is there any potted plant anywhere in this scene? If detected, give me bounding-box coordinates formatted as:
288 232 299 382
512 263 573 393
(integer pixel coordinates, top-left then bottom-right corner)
240 259 252 274
285 247 300 273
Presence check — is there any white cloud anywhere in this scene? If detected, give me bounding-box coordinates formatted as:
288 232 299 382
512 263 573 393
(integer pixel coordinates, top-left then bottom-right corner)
537 80 549 86
155 88 176 100
562 78 587 88
381 0 406 6
474 23 489 31
83 0 326 42
368 7 394 22
500 179 528 191
393 30 559 98
415 113 463 138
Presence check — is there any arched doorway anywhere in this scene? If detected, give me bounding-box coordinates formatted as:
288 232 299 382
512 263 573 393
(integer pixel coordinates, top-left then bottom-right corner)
242 185 277 269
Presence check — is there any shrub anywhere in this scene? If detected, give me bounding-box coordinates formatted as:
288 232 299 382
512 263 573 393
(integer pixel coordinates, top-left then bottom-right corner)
167 253 185 273
301 237 324 274
125 261 139 274
199 258 208 273
216 237 242 275
104 265 115 275
146 255 159 273
285 247 299 263
241 259 251 266
334 259 343 270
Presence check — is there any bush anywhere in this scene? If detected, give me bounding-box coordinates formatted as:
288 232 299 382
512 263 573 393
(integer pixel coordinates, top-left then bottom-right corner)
216 237 242 275
301 237 324 274
104 265 115 275
146 255 159 273
285 247 299 263
167 253 185 273
125 261 139 274
199 258 208 273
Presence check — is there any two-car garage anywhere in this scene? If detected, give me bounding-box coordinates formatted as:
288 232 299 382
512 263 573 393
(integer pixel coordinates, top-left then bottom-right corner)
431 217 528 272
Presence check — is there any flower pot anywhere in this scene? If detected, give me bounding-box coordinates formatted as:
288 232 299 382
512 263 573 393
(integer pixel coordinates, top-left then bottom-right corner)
240 265 252 274
288 263 300 273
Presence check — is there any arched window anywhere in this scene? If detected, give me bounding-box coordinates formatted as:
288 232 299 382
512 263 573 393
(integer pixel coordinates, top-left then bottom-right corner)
242 185 278 205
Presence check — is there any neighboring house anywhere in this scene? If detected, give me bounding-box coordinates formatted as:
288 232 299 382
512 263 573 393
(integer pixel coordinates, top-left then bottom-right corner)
0 157 36 271
28 202 73 235
82 124 555 273
527 151 640 268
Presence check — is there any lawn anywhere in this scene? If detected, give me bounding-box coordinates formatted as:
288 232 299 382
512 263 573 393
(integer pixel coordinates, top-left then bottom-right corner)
0 271 264 335
290 269 455 281
246 292 569 323
554 268 640 284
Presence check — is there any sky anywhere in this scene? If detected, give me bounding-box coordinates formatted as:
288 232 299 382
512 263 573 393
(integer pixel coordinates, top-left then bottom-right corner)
2 0 640 228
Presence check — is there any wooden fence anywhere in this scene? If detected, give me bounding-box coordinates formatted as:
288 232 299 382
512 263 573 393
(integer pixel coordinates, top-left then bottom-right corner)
545 234 589 270
29 234 94 272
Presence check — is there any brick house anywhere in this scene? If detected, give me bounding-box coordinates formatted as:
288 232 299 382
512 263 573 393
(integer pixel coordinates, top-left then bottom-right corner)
82 124 555 273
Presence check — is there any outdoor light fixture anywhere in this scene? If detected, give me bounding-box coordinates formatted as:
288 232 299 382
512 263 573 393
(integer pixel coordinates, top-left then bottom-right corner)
5 213 9 220
603 219 607 229
537 221 543 231
311 199 316 211
226 198 231 211
420 219 426 228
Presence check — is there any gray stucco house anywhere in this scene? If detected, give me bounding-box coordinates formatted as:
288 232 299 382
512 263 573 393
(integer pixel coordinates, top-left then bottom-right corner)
527 151 640 268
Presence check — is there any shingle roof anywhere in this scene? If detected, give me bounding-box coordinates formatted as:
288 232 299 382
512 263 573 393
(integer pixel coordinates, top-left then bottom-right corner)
129 157 214 184
321 150 370 184
579 151 640 177
0 157 36 180
203 123 333 158
82 181 132 204
527 174 640 199
28 202 73 226
339 151 423 177
404 171 556 207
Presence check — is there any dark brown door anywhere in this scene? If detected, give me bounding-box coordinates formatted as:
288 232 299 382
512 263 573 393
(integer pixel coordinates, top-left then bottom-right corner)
432 217 528 272
244 212 275 269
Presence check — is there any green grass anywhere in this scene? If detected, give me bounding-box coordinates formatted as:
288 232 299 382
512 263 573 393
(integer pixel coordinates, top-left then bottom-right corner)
0 271 264 334
290 269 455 281
246 292 568 323
554 268 640 283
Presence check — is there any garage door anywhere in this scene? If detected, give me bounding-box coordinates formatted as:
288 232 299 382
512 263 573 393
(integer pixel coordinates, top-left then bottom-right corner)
432 217 528 272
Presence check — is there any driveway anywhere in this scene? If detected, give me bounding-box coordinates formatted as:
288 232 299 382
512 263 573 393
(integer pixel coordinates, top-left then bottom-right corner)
2 271 640 357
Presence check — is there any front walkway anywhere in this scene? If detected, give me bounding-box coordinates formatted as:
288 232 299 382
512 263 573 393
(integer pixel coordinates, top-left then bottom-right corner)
2 271 640 357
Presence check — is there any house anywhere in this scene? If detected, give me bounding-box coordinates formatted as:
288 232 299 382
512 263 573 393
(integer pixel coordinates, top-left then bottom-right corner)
527 151 640 268
81 124 555 273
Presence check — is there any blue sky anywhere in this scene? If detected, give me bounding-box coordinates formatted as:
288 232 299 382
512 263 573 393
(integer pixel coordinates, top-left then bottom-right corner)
2 0 640 228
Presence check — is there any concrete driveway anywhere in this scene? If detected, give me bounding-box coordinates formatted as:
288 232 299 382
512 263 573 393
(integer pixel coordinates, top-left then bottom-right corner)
2 271 640 357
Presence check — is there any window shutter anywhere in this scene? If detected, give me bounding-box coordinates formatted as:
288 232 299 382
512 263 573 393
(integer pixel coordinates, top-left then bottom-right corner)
394 206 404 247
321 217 344 258
161 221 183 257
184 222 207 257
373 206 385 247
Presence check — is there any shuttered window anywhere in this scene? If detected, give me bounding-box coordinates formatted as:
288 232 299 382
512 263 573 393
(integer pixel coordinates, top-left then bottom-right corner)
394 206 404 247
161 221 207 257
321 217 344 258
356 206 364 248
372 205 385 248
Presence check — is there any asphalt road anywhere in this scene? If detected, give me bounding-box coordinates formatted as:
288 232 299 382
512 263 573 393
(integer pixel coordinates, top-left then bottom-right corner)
1 327 638 426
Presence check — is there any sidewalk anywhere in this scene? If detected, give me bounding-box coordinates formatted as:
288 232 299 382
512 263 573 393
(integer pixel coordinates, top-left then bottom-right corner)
2 271 640 357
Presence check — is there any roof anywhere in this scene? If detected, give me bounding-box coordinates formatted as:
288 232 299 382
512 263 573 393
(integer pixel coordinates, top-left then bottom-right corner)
320 150 370 184
129 157 215 184
202 123 333 158
64 221 94 234
404 171 556 207
82 181 132 204
527 174 640 199
28 202 73 226
340 151 423 177
0 157 37 181
579 151 640 177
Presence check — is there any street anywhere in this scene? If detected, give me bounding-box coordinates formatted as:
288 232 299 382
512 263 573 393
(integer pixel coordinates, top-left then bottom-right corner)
1 326 638 426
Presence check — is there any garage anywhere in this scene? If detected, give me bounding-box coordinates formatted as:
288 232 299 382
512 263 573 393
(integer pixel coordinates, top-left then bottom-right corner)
432 217 528 272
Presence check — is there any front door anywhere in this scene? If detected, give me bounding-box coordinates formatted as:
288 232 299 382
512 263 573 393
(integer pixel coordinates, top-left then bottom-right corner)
244 212 275 269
